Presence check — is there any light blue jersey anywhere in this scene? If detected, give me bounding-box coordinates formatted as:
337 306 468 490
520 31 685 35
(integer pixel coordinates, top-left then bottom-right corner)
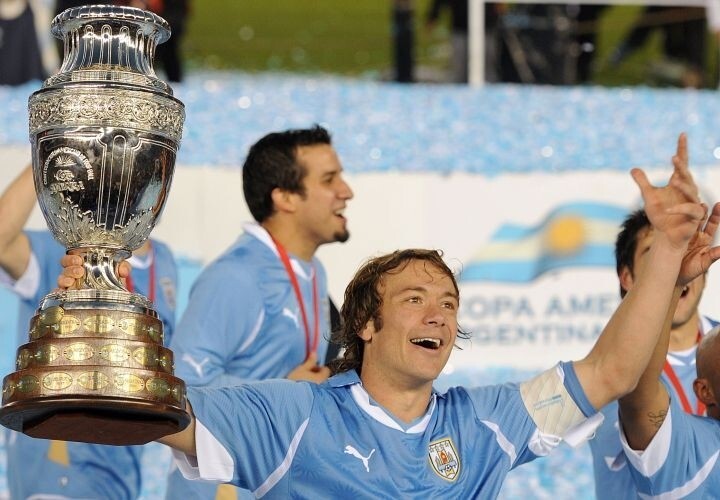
588 316 718 500
174 362 597 498
166 223 330 499
622 396 720 499
3 230 177 500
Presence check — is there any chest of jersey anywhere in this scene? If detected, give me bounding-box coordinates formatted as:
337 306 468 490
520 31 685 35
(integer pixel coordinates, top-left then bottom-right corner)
283 394 518 498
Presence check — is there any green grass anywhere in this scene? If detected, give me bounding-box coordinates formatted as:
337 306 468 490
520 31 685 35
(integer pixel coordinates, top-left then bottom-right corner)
184 0 431 76
183 2 718 87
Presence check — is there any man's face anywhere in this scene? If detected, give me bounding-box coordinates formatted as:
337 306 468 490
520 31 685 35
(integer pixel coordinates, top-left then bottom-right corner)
359 259 459 390
293 144 353 247
629 226 705 328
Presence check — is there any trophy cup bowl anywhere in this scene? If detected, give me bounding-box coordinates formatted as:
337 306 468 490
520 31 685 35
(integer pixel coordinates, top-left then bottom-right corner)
0 5 190 445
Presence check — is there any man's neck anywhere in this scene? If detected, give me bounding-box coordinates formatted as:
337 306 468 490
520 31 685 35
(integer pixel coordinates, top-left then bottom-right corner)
669 312 701 352
360 370 434 424
261 220 317 261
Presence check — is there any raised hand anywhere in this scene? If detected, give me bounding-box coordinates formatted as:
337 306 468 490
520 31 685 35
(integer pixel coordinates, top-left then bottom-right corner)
631 133 705 252
678 201 720 286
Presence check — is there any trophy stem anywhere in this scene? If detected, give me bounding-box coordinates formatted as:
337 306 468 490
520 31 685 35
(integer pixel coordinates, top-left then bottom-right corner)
69 247 130 292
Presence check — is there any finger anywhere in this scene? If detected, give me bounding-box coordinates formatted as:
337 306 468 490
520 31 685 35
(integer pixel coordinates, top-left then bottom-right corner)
117 261 131 279
702 202 720 238
674 133 688 169
669 176 701 203
61 254 83 268
631 168 653 196
57 274 76 290
666 202 707 219
62 265 85 279
706 245 720 266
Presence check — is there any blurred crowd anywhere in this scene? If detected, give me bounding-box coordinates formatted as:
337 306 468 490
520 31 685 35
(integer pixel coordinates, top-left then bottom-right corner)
0 0 189 85
398 1 720 88
2 1 720 88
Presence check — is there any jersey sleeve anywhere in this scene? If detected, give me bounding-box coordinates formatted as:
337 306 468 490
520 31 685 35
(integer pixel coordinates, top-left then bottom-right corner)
621 397 720 497
0 251 40 300
465 362 601 469
520 361 602 448
169 258 264 387
173 380 315 492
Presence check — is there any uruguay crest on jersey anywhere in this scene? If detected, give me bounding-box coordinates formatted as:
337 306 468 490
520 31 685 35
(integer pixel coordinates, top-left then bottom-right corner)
429 437 460 481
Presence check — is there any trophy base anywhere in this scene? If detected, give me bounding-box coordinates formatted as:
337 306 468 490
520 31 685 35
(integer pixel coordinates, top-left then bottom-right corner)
0 395 190 445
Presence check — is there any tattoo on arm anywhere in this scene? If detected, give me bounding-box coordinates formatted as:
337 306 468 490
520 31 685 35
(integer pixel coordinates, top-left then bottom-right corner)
647 409 668 429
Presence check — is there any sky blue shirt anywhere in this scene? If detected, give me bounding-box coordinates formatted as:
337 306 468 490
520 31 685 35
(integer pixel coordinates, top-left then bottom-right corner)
166 223 330 499
4 230 177 500
176 362 595 498
588 316 718 500
623 395 720 499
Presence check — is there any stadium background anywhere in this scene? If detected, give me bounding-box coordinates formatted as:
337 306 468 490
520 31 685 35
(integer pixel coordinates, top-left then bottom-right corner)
1 2 720 497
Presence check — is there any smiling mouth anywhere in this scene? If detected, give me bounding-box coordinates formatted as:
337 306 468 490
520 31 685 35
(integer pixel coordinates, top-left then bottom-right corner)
410 338 442 350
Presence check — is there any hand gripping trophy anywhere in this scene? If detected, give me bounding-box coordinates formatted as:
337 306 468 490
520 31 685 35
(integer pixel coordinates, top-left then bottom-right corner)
0 5 189 445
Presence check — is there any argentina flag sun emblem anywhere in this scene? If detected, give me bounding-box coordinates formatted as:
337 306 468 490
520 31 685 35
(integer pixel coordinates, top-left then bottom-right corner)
428 438 460 481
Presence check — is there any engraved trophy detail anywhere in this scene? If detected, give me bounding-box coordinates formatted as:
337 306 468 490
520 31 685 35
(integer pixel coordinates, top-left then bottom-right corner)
0 5 190 445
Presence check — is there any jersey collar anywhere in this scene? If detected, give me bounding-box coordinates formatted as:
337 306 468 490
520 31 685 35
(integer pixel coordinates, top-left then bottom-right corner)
329 370 443 434
243 222 314 281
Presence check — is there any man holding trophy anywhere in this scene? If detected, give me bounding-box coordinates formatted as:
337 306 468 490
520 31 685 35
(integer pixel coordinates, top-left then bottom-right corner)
0 4 187 498
0 4 355 499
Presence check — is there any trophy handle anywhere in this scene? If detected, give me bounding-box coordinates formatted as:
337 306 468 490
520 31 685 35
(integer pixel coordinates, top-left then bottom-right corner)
70 247 130 292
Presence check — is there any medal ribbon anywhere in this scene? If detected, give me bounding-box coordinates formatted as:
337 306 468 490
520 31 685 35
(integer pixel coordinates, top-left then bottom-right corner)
126 242 156 303
662 330 704 415
270 235 319 360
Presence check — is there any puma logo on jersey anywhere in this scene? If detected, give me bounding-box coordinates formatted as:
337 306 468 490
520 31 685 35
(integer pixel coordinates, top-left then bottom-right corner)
604 454 627 472
182 353 210 378
344 445 375 472
282 308 300 328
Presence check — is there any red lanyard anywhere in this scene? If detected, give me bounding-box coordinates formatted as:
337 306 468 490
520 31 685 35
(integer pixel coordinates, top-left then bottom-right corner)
270 235 319 360
662 330 703 416
126 243 156 303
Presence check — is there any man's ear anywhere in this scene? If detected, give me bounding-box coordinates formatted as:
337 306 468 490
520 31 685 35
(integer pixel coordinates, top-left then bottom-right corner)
694 378 717 407
270 187 298 214
358 319 375 342
619 265 634 294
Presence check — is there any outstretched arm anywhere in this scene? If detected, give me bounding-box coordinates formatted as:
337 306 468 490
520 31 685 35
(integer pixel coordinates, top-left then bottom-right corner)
620 201 720 450
0 165 35 279
157 404 197 456
573 134 720 410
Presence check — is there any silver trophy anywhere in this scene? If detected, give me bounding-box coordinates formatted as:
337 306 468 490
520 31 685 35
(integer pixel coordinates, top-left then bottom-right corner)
0 5 189 445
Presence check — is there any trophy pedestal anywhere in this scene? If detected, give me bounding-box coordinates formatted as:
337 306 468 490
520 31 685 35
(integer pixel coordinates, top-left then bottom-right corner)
0 292 190 444
0 396 190 445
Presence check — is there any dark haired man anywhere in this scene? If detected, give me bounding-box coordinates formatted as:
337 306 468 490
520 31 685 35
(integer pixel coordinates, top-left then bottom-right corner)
589 201 717 499
162 125 353 498
60 134 719 497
